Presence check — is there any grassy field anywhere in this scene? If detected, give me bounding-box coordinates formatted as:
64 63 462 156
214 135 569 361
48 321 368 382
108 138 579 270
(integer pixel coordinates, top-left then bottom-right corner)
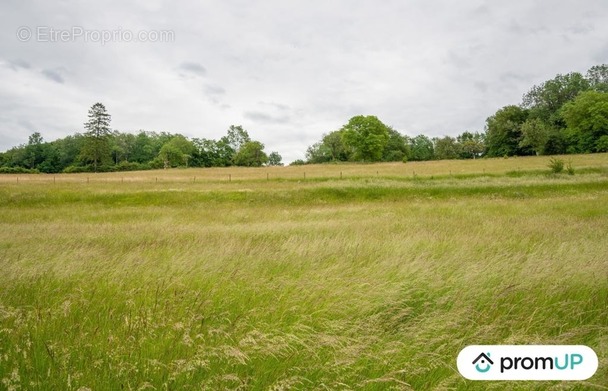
1 154 607 390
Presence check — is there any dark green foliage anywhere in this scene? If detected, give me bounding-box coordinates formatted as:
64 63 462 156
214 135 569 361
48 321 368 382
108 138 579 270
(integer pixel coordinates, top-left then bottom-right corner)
81 103 112 172
457 131 485 159
586 64 608 93
485 105 530 157
3 65 608 173
522 72 590 127
267 151 283 166
233 141 268 167
305 130 349 163
131 131 167 163
323 130 350 162
409 135 434 161
305 142 331 164
192 137 235 167
0 106 276 172
110 131 136 164
596 135 608 152
433 136 459 160
23 132 44 169
383 128 409 161
0 166 39 173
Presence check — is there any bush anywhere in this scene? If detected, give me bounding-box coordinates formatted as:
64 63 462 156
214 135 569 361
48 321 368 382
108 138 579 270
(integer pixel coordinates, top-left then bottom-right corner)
290 159 307 166
548 157 564 174
566 160 575 175
596 135 608 152
0 166 40 174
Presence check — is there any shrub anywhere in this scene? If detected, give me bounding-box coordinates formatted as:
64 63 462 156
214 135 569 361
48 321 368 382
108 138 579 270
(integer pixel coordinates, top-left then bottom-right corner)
596 135 608 152
566 160 575 175
548 157 564 174
0 166 40 174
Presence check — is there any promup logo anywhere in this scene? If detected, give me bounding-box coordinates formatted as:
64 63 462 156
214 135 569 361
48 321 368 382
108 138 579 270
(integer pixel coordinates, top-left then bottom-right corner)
472 352 493 373
457 345 598 380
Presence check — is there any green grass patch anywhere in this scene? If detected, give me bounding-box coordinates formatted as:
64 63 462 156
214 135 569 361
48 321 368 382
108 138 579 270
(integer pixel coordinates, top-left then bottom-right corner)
1 163 607 390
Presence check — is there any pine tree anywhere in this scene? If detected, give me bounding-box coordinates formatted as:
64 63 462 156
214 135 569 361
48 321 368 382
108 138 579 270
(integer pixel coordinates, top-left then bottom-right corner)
81 103 112 172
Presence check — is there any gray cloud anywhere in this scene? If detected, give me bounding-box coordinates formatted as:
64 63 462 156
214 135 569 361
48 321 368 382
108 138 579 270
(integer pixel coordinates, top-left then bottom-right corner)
7 59 30 71
567 23 594 35
178 62 207 77
243 111 290 124
204 84 225 96
41 68 64 84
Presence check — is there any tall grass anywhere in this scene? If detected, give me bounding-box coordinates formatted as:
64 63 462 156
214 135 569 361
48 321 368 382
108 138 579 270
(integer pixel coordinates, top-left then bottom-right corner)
1 156 607 390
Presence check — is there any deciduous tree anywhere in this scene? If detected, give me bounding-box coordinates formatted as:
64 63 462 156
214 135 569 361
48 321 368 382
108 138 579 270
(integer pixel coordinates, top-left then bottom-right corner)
340 115 390 162
485 105 529 157
234 141 268 167
561 90 608 152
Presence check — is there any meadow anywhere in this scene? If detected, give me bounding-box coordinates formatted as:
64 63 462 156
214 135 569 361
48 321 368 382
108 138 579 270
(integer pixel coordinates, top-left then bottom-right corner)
1 154 607 390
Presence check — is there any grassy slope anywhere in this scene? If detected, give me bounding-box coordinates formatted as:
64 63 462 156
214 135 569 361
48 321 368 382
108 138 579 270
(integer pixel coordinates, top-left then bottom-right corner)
1 154 607 390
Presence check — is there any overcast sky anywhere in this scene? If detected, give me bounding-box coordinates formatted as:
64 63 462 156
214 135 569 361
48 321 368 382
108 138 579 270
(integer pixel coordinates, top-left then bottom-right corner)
1 0 607 162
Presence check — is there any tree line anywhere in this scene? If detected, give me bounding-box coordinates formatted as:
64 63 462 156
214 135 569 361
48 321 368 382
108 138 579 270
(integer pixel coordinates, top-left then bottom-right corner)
299 64 608 165
1 64 607 173
0 103 283 173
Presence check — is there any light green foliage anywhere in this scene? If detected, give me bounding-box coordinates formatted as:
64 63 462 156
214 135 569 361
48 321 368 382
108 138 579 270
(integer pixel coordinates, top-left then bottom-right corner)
561 90 608 152
156 135 196 168
0 157 607 389
340 115 390 162
519 118 552 155
566 160 575 175
225 125 251 153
